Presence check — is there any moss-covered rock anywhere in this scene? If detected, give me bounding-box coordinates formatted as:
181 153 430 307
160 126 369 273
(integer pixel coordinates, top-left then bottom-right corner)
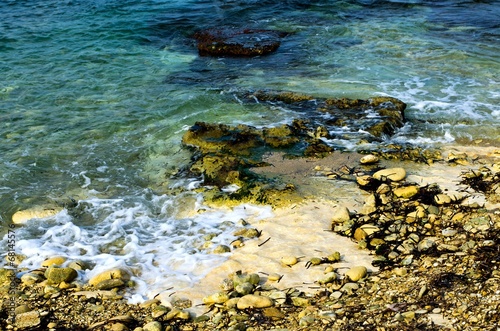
179 91 407 207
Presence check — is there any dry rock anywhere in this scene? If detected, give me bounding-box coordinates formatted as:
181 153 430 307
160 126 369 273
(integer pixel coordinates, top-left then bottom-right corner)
360 154 379 164
15 310 41 329
331 206 350 223
237 294 274 309
373 168 406 182
345 266 367 282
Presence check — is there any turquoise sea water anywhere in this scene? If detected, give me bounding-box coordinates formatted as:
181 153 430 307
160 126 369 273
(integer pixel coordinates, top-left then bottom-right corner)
1 0 499 300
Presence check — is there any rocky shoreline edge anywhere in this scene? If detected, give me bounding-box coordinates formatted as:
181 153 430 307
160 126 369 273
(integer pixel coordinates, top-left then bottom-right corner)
2 92 499 331
2 145 499 331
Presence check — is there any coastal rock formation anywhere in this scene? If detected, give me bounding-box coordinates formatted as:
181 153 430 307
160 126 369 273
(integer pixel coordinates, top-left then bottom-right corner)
244 90 406 138
179 92 407 206
194 27 286 57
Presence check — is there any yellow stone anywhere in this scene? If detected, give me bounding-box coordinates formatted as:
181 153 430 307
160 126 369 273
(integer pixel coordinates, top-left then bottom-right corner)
88 268 131 286
12 207 62 224
393 186 419 199
237 294 274 309
41 256 67 267
345 266 368 282
373 168 406 182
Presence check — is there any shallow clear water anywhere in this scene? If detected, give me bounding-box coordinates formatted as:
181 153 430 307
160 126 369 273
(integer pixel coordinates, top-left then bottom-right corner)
1 0 499 301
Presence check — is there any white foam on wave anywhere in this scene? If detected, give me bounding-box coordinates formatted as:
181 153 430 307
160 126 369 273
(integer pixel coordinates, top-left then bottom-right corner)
7 193 274 303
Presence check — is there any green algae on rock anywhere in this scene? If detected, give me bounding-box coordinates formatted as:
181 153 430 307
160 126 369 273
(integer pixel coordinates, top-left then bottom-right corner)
179 92 407 207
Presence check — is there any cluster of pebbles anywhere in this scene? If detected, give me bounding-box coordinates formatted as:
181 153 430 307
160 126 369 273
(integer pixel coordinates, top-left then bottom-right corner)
2 150 499 330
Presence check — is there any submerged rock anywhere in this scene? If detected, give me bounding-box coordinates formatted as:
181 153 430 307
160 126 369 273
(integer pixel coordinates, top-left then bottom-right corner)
194 27 286 57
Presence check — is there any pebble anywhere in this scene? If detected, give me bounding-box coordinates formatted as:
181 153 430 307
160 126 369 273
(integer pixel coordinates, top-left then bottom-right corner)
299 315 315 327
44 266 77 284
143 321 162 331
341 282 360 294
15 311 41 329
360 194 377 215
89 268 131 286
442 228 457 237
464 216 491 233
434 194 451 205
12 207 61 224
21 272 43 286
373 168 406 182
417 238 436 252
356 175 372 187
235 282 254 295
393 186 419 199
291 297 310 307
67 260 90 271
318 272 337 285
236 294 274 309
224 298 240 309
345 266 367 282
268 291 287 305
267 273 282 282
360 154 379 164
95 278 125 290
41 256 67 267
203 292 230 305
331 206 350 223
376 184 391 194
281 256 298 266
213 245 231 254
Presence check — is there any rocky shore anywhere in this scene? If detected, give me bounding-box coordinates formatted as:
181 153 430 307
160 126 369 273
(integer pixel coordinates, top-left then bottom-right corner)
2 144 499 331
2 92 499 330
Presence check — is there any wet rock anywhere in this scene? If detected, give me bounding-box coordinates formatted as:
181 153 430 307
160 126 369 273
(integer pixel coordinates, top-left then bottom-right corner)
237 294 274 309
67 260 90 271
373 168 406 182
41 256 67 267
89 268 131 287
95 278 125 290
44 266 77 284
235 282 254 295
12 206 62 224
194 27 286 57
345 266 367 282
213 245 231 254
